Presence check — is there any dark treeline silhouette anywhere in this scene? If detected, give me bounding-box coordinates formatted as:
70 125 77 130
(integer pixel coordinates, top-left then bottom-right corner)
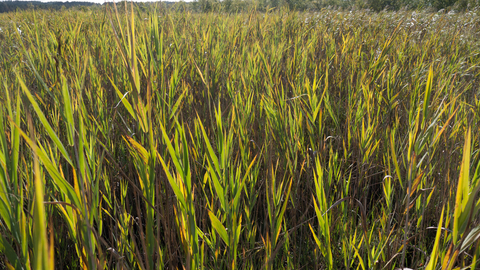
0 1 183 13
0 0 479 15
0 1 100 13
186 0 480 12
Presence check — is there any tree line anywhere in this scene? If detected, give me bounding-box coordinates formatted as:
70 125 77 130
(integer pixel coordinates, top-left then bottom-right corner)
0 0 479 15
0 1 99 13
190 0 480 12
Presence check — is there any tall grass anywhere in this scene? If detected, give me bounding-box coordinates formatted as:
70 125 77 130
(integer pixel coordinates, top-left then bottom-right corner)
0 5 479 269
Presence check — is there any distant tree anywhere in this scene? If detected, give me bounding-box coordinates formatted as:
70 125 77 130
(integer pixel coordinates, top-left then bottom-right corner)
365 0 397 11
196 0 214 12
429 0 457 9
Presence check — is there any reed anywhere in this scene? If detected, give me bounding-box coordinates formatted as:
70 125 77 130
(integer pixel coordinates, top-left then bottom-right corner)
0 5 479 269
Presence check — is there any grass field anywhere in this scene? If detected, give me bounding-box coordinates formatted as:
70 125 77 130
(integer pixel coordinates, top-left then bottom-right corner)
0 4 480 269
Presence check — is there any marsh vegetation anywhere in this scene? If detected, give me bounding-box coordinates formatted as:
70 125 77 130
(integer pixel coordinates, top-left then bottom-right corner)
0 4 480 269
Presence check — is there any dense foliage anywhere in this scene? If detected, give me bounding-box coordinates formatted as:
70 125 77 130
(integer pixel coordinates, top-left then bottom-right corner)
0 5 480 269
0 1 100 13
1 0 480 14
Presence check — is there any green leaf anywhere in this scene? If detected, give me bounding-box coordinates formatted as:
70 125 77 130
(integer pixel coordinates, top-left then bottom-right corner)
10 121 81 209
209 211 229 247
197 117 226 211
16 73 73 166
274 178 292 244
155 121 189 210
423 65 433 123
461 226 480 253
453 128 471 244
32 145 49 270
109 76 135 118
309 223 322 249
61 74 75 146
0 234 23 270
426 207 445 270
